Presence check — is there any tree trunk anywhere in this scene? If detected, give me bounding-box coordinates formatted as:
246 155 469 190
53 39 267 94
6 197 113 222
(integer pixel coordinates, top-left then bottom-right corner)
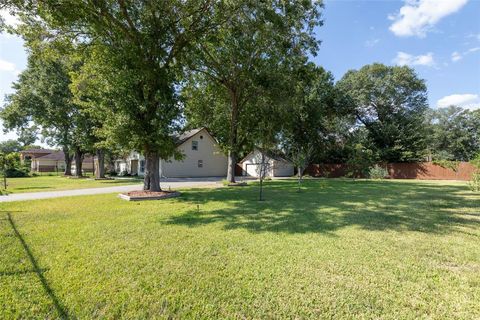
74 148 84 177
63 148 72 176
259 152 265 201
297 166 303 192
226 89 239 183
144 150 161 191
227 151 237 183
95 149 105 179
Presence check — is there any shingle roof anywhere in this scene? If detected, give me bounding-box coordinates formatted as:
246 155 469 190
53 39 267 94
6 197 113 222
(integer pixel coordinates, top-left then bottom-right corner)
239 148 289 163
19 148 55 154
36 151 94 163
174 128 205 145
35 151 65 161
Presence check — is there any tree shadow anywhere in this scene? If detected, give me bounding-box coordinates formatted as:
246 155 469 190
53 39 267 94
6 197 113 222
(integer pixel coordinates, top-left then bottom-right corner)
165 180 480 235
6 213 71 319
15 186 52 191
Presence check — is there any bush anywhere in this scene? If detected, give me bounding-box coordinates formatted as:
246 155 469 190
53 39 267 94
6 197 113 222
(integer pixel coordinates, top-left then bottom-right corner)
368 165 388 179
5 167 29 177
471 153 480 169
108 170 118 177
468 172 480 192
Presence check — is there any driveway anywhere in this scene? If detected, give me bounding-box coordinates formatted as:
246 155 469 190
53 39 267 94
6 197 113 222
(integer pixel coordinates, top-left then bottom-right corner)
0 177 252 202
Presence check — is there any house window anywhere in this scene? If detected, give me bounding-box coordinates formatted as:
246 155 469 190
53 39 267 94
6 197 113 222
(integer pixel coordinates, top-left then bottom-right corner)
192 140 198 151
198 160 203 168
140 160 145 173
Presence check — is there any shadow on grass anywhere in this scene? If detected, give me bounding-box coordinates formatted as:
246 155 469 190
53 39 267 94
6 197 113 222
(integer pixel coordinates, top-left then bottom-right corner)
165 180 479 235
6 213 71 319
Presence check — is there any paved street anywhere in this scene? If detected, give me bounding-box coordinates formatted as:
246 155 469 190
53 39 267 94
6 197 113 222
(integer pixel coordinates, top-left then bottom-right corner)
0 177 245 202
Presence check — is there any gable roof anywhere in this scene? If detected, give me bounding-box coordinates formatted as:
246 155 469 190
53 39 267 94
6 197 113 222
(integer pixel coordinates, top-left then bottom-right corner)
19 148 55 155
36 151 94 163
35 151 65 161
239 148 289 163
174 127 219 146
174 128 205 145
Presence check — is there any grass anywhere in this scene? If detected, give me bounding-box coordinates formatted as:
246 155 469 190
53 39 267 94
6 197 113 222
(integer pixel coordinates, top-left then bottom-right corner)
0 175 142 194
0 179 479 319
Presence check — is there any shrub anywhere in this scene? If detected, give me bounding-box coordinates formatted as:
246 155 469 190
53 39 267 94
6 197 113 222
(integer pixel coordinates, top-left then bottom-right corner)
368 165 388 179
5 167 29 177
468 172 480 192
469 154 480 192
108 170 118 177
471 153 480 169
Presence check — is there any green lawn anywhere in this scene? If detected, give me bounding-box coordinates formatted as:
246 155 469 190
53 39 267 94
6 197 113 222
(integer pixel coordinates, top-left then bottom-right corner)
1 175 142 194
1 179 479 319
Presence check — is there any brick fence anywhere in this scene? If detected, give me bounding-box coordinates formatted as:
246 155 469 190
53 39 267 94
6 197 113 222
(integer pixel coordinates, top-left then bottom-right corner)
306 162 477 181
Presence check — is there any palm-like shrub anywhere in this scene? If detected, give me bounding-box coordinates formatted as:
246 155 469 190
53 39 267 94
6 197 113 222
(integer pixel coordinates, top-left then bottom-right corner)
369 165 389 179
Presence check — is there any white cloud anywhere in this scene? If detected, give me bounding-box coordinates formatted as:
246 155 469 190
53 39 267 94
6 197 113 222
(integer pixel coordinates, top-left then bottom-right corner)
0 58 16 72
437 94 480 110
450 47 480 62
393 51 435 67
389 0 468 38
451 51 462 62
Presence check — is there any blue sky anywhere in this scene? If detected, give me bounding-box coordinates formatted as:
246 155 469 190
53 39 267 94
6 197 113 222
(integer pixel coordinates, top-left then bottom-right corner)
0 0 479 144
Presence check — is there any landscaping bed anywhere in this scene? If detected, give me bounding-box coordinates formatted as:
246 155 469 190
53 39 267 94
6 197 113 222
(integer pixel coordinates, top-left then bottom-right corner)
119 190 180 201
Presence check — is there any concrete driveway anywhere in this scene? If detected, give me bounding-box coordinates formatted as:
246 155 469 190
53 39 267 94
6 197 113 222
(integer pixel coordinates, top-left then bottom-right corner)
0 177 250 203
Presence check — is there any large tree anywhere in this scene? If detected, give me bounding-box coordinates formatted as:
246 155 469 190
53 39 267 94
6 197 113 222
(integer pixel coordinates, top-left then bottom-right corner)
428 106 480 161
184 0 323 183
1 55 77 175
336 63 429 162
279 62 339 185
18 0 233 191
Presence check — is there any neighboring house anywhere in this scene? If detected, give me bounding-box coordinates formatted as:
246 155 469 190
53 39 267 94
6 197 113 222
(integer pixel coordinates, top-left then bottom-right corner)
71 156 94 175
116 128 228 178
239 148 294 178
30 151 66 172
30 150 94 174
19 149 55 163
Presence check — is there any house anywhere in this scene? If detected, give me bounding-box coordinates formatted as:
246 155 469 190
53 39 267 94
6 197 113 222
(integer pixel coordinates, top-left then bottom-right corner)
30 151 66 172
71 156 94 175
19 148 55 163
30 150 94 174
239 148 294 178
116 128 228 178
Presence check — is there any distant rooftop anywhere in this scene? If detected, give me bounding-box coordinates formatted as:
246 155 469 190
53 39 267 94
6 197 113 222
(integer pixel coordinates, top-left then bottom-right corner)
35 151 64 161
19 148 55 154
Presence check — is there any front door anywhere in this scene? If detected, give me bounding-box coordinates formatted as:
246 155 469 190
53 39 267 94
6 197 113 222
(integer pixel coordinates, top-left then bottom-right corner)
131 160 139 175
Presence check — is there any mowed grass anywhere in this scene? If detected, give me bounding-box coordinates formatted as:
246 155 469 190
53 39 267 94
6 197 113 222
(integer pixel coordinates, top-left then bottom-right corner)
0 179 479 319
1 175 142 194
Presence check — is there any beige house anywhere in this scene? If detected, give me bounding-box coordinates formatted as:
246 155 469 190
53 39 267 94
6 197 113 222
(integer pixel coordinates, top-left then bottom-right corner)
116 128 228 178
29 150 94 174
239 148 294 178
30 151 65 172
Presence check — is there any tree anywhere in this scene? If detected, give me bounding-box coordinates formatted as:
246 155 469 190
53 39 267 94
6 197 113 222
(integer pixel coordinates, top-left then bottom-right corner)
280 63 338 189
337 63 429 162
4 0 237 191
1 56 76 175
428 106 480 161
184 0 323 183
0 140 22 154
